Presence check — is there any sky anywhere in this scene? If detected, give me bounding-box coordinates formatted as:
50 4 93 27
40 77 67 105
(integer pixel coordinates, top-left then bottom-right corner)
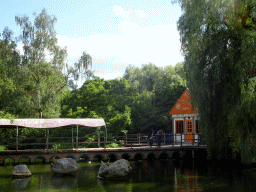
0 0 183 87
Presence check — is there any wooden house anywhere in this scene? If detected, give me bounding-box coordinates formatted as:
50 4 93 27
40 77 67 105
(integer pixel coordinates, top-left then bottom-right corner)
169 88 199 143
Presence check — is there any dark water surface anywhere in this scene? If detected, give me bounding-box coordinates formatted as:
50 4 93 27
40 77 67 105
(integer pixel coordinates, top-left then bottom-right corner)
1 159 256 192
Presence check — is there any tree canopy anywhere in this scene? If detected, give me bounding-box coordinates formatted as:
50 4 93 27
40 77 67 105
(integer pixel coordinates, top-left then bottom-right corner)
0 7 187 151
14 8 92 118
177 0 256 163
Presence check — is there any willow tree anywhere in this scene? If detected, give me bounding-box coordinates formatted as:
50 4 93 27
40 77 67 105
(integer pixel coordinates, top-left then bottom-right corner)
177 0 256 163
15 8 92 118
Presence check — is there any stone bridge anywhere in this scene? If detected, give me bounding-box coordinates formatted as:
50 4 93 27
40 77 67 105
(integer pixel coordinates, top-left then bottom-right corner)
0 145 207 165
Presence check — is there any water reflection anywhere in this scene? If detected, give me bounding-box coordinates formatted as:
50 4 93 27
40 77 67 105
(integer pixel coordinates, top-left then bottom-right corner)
1 160 255 191
174 167 203 191
98 178 133 192
12 177 31 189
51 175 78 191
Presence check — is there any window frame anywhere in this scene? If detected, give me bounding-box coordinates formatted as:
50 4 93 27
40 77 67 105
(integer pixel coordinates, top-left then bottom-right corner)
176 120 184 134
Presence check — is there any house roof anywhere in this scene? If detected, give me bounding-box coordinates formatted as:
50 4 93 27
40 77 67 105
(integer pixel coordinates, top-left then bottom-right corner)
0 118 105 128
169 88 198 115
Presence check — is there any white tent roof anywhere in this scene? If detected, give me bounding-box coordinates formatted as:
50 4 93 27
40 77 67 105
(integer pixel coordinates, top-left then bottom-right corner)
0 118 105 128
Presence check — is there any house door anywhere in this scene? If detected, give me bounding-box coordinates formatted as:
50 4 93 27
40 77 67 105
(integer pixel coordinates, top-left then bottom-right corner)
186 120 193 142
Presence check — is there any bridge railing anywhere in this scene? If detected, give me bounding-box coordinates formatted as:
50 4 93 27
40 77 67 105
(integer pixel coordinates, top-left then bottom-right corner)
0 133 204 151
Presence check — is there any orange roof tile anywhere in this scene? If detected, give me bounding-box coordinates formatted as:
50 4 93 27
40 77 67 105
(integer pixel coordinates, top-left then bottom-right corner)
169 88 198 115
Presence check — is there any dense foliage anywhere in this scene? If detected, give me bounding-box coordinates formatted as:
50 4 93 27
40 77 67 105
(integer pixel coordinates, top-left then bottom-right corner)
177 0 256 163
0 9 92 149
0 8 186 150
61 63 186 138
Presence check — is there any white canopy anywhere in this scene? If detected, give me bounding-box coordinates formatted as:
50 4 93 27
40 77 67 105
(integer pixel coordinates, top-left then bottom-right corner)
0 118 105 128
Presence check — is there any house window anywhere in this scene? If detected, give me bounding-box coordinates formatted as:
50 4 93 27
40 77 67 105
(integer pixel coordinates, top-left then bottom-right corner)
176 121 184 134
196 120 199 134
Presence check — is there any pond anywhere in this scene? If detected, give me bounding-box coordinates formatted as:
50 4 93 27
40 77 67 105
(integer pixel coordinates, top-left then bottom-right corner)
1 159 256 191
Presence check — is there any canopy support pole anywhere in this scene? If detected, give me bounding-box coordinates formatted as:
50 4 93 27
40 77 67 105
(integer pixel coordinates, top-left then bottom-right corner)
72 127 74 149
16 126 18 151
105 125 107 147
76 125 78 150
46 128 49 151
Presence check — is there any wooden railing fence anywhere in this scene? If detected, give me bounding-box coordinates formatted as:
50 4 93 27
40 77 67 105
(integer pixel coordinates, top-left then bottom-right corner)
1 133 204 151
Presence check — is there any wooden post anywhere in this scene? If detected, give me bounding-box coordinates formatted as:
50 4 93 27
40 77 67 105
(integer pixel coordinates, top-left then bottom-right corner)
163 133 166 145
98 135 100 148
125 134 127 147
76 125 78 150
104 136 106 149
139 133 141 145
16 126 18 151
131 134 133 148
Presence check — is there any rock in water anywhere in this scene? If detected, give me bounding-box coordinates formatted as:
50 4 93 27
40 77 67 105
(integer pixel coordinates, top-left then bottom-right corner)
98 159 131 178
98 161 109 177
51 158 77 175
12 165 31 177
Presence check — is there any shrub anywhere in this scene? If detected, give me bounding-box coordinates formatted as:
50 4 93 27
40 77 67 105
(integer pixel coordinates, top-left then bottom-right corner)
0 145 6 151
106 143 120 148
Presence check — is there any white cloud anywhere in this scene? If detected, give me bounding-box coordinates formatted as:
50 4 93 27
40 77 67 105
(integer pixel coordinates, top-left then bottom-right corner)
57 23 183 69
112 5 130 18
134 10 148 18
100 71 124 80
55 5 183 80
118 20 139 33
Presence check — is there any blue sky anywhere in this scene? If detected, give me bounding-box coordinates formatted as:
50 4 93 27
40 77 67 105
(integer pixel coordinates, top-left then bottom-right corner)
0 0 183 86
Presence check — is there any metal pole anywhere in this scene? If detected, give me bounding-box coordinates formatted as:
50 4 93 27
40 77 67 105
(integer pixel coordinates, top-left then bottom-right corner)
16 126 18 151
98 135 100 148
46 128 49 151
76 125 78 150
72 127 74 149
104 125 107 145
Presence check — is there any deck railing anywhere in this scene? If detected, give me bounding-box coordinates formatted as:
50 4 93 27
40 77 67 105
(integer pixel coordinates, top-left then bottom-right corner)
0 133 204 151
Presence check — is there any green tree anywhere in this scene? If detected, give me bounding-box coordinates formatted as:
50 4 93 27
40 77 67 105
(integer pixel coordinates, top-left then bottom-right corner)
61 76 134 136
123 63 162 93
124 63 186 133
177 0 256 163
15 8 92 118
0 27 21 116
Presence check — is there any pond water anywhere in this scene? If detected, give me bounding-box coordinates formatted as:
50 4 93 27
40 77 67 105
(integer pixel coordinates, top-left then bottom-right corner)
1 159 256 192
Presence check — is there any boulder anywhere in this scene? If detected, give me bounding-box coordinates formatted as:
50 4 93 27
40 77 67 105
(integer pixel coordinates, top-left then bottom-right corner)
98 161 109 177
98 159 131 178
12 164 31 177
51 158 77 175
